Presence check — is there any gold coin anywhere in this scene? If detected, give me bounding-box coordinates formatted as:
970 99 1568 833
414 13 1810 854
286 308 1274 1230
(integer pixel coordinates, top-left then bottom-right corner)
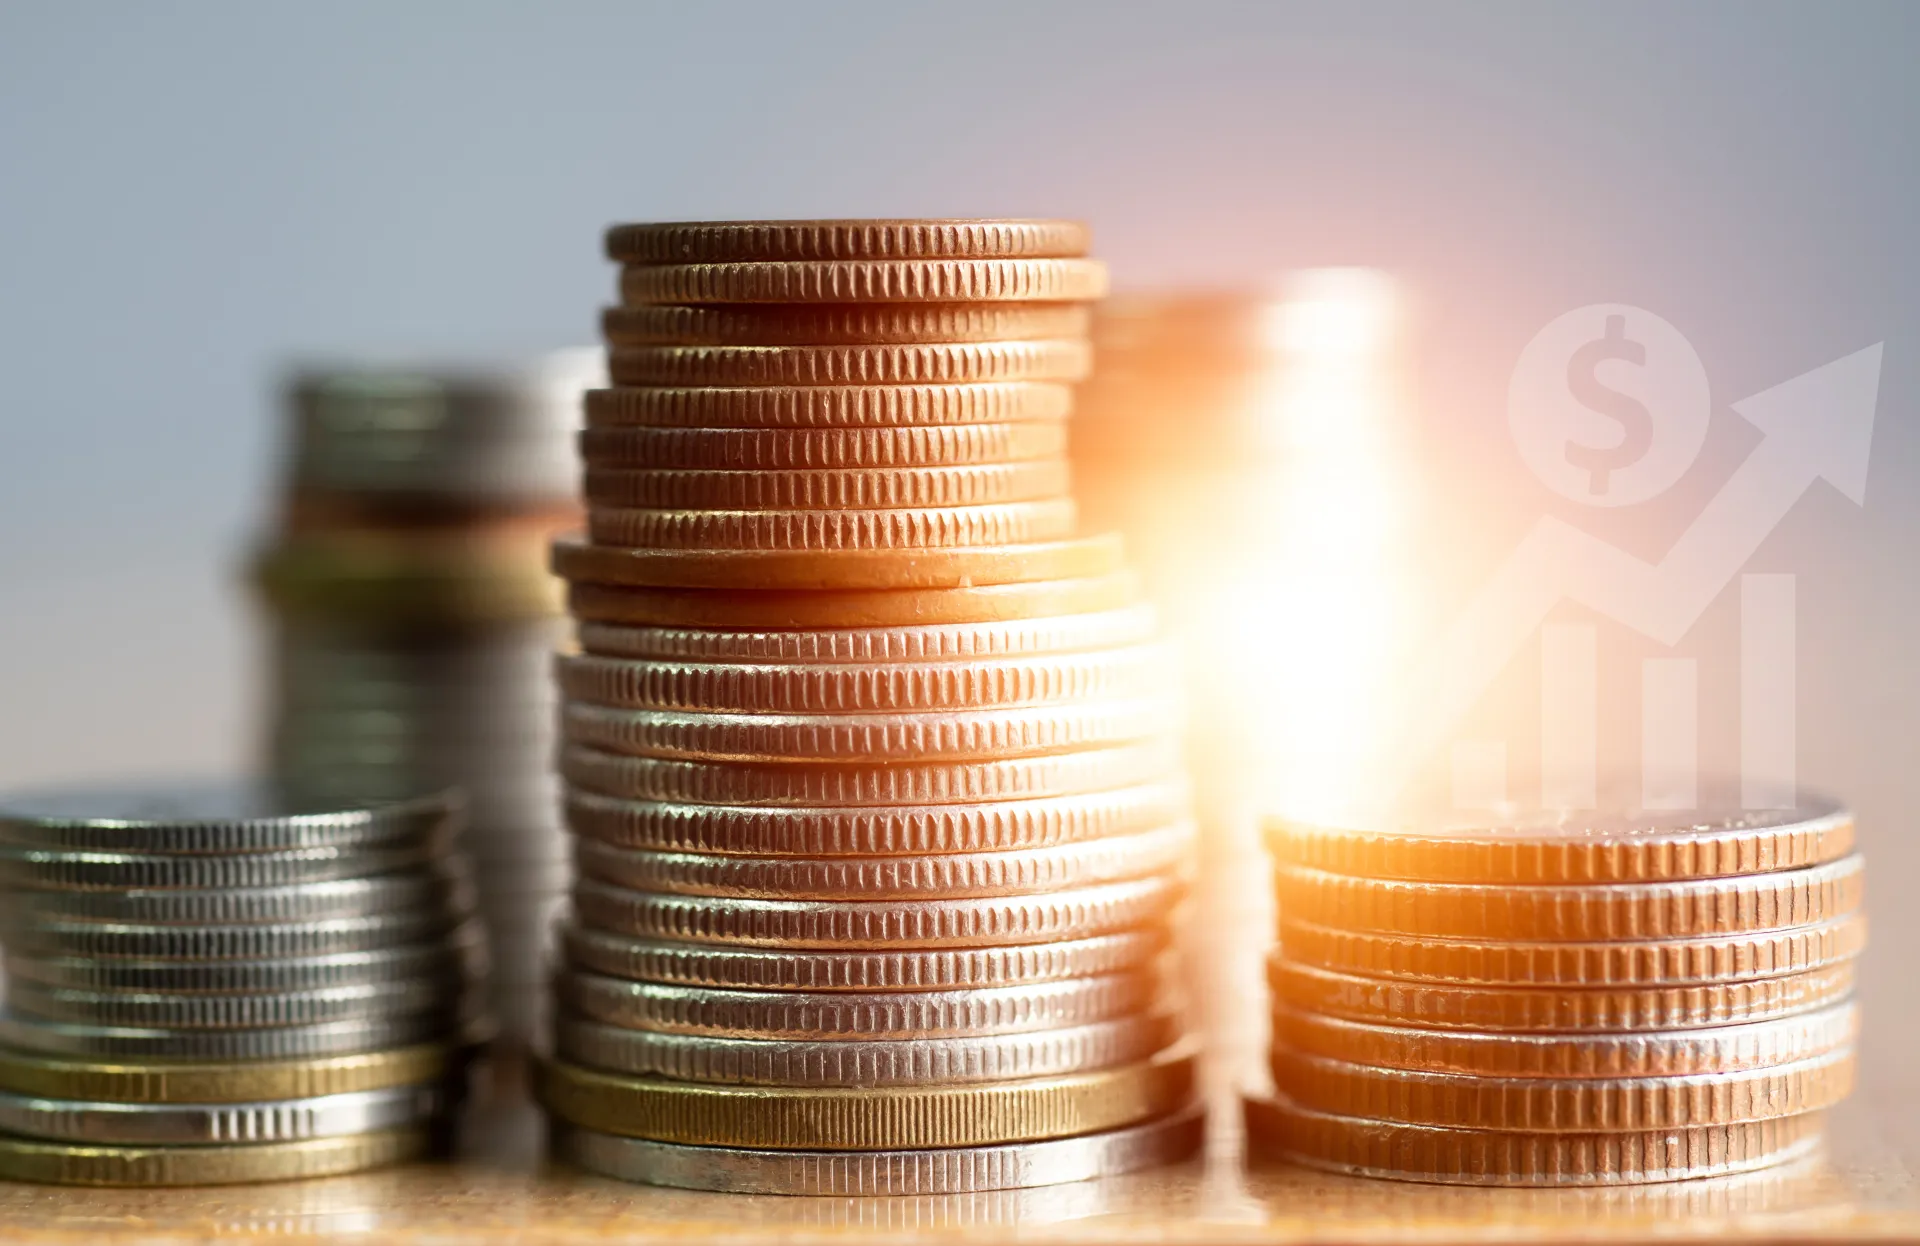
617 258 1108 305
607 341 1092 387
0 1041 468 1103
582 462 1070 510
553 534 1123 593
1268 956 1856 1032
1273 855 1863 941
534 1044 1193 1149
1276 915 1868 987
1264 802 1855 883
600 302 1091 347
0 1127 428 1187
584 500 1077 551
566 572 1141 630
579 422 1068 470
584 383 1073 429
605 219 1091 264
249 531 564 623
1271 1002 1858 1078
1242 1095 1822 1187
1271 1046 1853 1130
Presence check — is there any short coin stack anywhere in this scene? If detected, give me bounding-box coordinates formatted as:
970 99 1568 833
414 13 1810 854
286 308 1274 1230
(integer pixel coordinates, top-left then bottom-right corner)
537 219 1203 1194
1250 803 1865 1185
0 784 484 1186
252 357 596 1047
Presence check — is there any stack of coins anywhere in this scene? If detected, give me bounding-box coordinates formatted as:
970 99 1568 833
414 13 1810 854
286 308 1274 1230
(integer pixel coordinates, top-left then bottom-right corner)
251 356 597 1047
538 219 1204 1194
0 784 483 1186
1248 803 1866 1185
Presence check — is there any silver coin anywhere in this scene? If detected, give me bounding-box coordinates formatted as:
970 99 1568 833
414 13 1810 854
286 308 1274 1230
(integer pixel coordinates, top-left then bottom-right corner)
564 784 1189 856
4 924 488 994
552 1106 1204 1193
0 782 456 856
6 976 466 1030
554 968 1159 1039
572 824 1193 900
0 1010 472 1060
4 864 475 926
0 911 464 961
553 1012 1179 1086
556 646 1173 714
559 923 1167 990
0 842 440 892
574 608 1159 664
0 1083 444 1145
571 874 1184 949
560 740 1183 805
560 699 1172 763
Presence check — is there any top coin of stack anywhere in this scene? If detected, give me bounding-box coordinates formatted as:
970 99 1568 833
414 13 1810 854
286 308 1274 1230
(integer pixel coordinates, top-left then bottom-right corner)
1249 801 1866 1186
539 220 1203 1195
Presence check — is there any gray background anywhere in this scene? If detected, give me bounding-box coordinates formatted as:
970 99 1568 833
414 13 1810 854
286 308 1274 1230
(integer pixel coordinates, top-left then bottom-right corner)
2 2 1914 1068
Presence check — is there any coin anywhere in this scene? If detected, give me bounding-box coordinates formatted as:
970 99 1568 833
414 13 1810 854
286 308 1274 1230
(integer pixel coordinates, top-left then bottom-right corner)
571 824 1192 899
556 646 1167 714
248 529 566 625
1267 957 1856 1032
0 1010 472 1060
0 1127 430 1187
616 258 1109 305
1270 1002 1859 1078
559 698 1167 763
584 382 1073 429
0 783 456 855
559 738 1181 805
553 534 1125 592
1264 801 1856 883
582 462 1070 510
554 1012 1176 1087
1242 1095 1821 1187
580 422 1068 472
605 220 1091 264
1273 855 1864 941
535 1044 1193 1149
583 500 1077 551
0 1040 469 1103
563 784 1188 857
0 1083 443 1145
0 841 437 892
5 976 463 1030
0 911 465 960
572 874 1182 949
1275 914 1868 987
556 968 1159 1039
559 925 1167 990
1271 1046 1853 1129
4 865 474 926
607 341 1092 387
600 302 1091 347
5 929 485 995
567 571 1142 629
573 606 1157 663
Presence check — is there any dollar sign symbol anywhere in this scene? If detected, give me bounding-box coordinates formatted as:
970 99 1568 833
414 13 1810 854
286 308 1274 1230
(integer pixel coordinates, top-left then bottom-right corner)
1563 314 1654 496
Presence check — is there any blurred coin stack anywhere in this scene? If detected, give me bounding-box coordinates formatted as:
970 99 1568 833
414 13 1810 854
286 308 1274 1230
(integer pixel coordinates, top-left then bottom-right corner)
250 357 598 1047
1249 803 1865 1185
537 219 1203 1194
0 785 482 1186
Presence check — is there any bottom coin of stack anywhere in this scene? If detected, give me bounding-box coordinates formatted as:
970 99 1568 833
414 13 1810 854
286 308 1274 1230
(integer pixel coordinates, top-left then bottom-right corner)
0 784 487 1186
1248 801 1866 1186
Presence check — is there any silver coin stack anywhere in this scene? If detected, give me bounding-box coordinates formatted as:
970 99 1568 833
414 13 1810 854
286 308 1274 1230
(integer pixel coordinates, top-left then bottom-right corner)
0 784 482 1187
251 355 599 1048
535 219 1204 1194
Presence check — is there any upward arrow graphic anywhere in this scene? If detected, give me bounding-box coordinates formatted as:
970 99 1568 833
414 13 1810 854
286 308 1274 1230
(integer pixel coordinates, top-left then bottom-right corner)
1379 342 1884 799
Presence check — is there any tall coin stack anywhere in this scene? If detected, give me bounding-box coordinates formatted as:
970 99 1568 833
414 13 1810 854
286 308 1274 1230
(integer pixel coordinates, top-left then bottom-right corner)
1249 803 1865 1184
537 219 1204 1194
0 785 482 1186
251 358 596 1048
